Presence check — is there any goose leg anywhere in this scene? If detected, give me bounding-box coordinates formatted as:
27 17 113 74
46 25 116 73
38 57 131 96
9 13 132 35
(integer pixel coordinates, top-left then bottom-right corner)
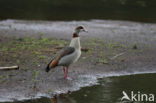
65 67 68 79
63 66 72 80
64 67 68 79
65 67 72 80
63 66 68 79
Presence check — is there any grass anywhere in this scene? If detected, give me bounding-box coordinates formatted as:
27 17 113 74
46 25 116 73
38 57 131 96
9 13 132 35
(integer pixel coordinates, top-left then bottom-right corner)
32 70 39 82
81 38 130 65
1 36 67 54
0 36 67 72
0 35 130 75
16 59 20 65
32 70 39 90
38 55 47 59
1 46 8 52
98 58 108 64
0 75 6 83
32 51 40 56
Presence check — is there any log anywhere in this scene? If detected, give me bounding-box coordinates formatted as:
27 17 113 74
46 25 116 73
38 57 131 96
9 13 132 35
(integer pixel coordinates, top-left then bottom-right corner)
0 66 19 70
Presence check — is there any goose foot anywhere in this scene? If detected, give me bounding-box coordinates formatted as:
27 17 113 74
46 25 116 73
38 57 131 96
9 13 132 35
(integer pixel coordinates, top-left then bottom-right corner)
65 77 72 80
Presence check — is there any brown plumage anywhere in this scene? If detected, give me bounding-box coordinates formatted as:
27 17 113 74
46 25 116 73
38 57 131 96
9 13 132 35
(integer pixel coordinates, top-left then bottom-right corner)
72 33 79 38
49 59 58 68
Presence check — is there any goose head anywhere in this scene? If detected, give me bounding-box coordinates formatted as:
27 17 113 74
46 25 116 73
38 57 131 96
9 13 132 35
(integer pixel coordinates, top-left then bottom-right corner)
73 26 88 38
75 26 88 33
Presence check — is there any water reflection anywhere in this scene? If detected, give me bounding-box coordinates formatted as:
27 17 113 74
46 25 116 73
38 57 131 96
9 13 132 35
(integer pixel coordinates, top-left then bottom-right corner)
49 78 120 103
50 73 156 103
50 94 76 103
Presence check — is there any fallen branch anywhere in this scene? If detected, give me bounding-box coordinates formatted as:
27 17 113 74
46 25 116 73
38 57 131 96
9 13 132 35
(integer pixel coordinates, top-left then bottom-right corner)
0 66 19 70
110 52 125 60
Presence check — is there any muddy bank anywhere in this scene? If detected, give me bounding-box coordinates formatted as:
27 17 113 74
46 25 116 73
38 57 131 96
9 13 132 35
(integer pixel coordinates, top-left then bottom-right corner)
0 19 156 102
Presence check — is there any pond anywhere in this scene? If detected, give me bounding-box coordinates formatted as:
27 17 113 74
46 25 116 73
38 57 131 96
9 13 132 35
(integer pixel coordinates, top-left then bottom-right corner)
0 0 156 23
3 73 156 103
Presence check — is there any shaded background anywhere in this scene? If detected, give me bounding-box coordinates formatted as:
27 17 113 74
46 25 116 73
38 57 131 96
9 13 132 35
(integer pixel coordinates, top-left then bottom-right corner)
0 0 156 23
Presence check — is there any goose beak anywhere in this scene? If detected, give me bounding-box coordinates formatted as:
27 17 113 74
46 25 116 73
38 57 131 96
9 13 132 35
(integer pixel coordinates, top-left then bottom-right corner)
83 29 88 33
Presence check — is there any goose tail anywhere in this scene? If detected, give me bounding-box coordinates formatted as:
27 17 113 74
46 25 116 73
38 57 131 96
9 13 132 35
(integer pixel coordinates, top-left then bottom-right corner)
45 58 58 72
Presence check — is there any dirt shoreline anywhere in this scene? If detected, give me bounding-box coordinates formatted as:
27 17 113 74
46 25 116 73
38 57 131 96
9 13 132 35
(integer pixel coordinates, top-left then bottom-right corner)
0 19 156 102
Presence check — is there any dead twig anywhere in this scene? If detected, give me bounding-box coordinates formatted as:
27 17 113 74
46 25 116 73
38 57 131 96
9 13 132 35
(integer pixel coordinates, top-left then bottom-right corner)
0 66 19 70
110 52 125 60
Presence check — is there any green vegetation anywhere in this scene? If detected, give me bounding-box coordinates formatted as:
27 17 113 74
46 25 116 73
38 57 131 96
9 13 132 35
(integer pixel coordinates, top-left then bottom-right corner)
1 47 8 52
32 51 40 56
0 75 6 83
0 36 135 75
16 59 20 65
82 38 127 65
32 70 39 90
0 36 67 73
2 36 67 53
38 55 47 59
32 70 39 82
98 58 108 64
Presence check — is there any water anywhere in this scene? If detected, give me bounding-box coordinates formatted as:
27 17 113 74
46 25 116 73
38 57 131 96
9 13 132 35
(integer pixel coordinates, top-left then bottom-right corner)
2 73 156 103
0 0 156 23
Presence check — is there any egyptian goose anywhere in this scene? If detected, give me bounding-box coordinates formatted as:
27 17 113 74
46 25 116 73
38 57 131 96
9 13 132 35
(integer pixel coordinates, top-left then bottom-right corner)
45 26 88 79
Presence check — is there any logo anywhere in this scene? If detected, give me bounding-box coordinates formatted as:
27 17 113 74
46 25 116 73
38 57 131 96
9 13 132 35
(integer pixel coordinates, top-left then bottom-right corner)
121 91 155 102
